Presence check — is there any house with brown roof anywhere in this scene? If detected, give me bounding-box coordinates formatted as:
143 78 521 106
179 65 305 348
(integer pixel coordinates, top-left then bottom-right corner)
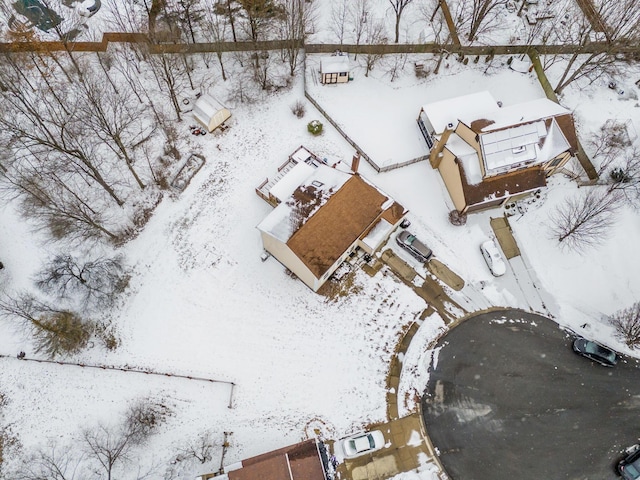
417 91 578 213
200 439 328 480
257 151 406 292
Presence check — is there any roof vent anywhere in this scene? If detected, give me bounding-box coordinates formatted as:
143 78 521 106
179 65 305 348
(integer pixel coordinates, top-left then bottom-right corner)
311 180 324 187
447 122 454 129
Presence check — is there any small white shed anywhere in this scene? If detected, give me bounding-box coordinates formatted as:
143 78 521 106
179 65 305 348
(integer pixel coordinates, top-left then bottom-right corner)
320 54 350 84
192 94 231 132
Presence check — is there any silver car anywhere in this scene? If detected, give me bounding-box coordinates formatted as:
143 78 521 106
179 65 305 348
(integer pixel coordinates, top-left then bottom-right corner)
480 240 506 276
396 230 433 263
341 430 385 459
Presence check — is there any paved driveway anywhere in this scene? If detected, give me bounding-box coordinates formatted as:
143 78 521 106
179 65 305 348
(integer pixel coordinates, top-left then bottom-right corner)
422 310 640 480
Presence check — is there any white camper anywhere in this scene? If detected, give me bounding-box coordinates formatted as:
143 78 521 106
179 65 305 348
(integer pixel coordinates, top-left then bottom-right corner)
192 94 231 132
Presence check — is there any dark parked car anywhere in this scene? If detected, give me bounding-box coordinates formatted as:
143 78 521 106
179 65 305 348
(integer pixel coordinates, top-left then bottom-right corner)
396 230 432 263
618 445 640 479
572 338 618 367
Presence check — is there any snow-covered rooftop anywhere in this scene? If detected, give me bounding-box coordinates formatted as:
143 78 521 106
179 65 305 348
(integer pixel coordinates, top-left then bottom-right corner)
269 162 316 203
421 91 498 134
361 218 393 251
192 94 227 121
257 166 352 242
320 55 350 74
466 97 570 132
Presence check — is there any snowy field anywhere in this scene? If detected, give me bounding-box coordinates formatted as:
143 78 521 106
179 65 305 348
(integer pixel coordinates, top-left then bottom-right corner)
1 1 640 479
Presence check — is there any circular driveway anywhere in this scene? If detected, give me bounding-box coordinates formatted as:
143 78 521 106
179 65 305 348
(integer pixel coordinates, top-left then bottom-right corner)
421 310 640 480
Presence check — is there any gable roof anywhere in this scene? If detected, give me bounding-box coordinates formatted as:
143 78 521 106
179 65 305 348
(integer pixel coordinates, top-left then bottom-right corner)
421 91 498 134
320 55 350 74
459 162 547 207
228 439 326 480
192 94 228 121
257 167 352 243
287 174 404 278
461 97 570 133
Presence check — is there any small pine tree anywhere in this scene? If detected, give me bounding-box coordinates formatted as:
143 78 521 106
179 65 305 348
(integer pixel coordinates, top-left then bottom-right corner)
307 120 323 136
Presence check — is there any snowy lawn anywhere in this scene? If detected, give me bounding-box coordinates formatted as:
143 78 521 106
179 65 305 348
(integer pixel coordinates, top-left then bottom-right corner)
1 46 640 480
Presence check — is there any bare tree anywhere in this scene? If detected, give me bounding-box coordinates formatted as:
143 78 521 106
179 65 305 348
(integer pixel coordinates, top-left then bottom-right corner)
465 0 508 43
0 293 92 358
13 445 84 480
349 0 371 59
174 0 206 43
82 424 141 480
36 255 130 312
147 52 188 121
330 0 349 44
609 302 640 349
588 120 633 175
251 51 275 90
384 53 408 82
104 0 149 33
0 54 125 207
279 0 317 76
175 430 217 464
0 160 120 241
237 0 282 42
419 0 458 74
82 396 172 479
202 3 230 79
219 0 241 42
76 69 155 190
388 0 414 43
363 20 388 77
549 188 621 251
605 146 640 203
548 0 640 95
0 393 21 480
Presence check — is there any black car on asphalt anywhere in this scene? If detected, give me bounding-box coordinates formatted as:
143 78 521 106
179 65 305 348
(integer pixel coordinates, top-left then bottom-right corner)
572 338 618 367
396 230 433 263
618 445 640 479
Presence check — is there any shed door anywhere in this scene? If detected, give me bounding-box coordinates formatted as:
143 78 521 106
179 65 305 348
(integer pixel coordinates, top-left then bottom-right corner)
326 73 338 84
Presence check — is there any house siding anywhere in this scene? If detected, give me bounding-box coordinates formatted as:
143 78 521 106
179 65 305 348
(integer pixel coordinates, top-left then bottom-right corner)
455 122 485 177
438 148 467 212
260 231 320 291
544 151 571 176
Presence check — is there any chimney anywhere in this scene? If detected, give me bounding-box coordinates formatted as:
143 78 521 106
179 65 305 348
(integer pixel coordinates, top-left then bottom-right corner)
429 126 454 168
351 152 361 173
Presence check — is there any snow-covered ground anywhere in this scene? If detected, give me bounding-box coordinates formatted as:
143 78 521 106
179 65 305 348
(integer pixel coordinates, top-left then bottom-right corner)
1 6 640 479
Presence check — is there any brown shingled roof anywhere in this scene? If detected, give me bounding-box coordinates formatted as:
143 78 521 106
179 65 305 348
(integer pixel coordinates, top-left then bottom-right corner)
469 118 495 132
228 439 326 480
287 175 402 278
554 113 579 153
459 162 547 207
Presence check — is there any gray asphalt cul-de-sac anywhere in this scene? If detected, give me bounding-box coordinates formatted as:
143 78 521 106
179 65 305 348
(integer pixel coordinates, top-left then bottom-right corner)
422 310 640 480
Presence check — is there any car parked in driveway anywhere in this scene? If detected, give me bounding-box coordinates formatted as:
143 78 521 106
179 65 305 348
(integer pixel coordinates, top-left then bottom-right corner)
480 239 506 276
340 430 385 459
396 230 432 263
572 338 618 367
618 444 640 479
